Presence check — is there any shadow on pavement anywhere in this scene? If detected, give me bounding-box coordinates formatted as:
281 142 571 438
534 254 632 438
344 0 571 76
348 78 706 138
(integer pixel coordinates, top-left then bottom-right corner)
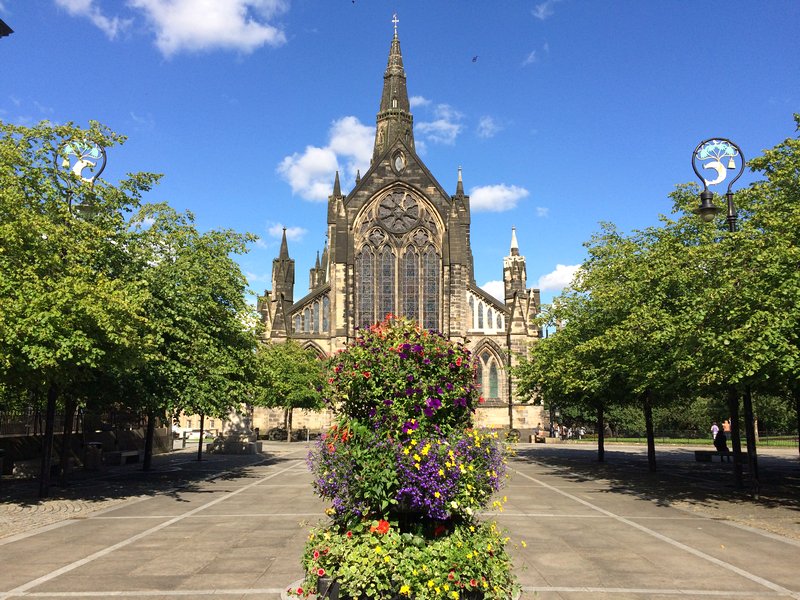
513 444 800 514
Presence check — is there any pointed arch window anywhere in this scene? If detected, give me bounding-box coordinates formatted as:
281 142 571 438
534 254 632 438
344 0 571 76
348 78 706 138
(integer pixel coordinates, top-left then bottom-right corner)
468 296 475 329
294 315 301 333
423 249 439 330
497 315 504 330
312 302 320 333
357 247 374 328
322 296 330 332
488 363 499 398
378 248 395 321
478 303 484 329
303 307 311 333
402 248 419 323
487 309 493 329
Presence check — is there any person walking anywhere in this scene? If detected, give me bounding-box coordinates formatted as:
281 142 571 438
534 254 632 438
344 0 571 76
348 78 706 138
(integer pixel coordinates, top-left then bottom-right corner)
711 421 719 440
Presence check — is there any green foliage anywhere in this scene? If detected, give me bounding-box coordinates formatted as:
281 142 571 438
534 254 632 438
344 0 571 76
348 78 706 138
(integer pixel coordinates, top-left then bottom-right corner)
514 114 800 432
252 339 325 412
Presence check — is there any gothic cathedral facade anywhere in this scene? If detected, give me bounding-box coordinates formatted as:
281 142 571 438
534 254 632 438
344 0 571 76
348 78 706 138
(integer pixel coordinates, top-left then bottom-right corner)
258 27 543 434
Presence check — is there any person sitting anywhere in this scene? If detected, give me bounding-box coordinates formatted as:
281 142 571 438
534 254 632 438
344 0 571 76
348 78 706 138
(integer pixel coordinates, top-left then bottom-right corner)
713 428 731 461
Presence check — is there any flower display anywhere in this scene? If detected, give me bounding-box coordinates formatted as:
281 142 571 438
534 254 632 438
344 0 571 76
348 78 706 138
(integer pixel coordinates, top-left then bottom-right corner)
296 317 518 598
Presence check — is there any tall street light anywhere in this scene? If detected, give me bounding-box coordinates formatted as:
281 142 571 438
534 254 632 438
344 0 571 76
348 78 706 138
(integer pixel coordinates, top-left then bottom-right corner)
36 139 107 498
691 138 759 494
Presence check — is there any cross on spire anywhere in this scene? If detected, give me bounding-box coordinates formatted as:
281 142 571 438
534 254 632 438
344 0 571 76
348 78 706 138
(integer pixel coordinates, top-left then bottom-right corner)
392 13 399 38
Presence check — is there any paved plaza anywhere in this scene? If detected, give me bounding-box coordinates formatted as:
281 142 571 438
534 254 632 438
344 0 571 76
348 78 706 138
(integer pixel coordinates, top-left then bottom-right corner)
1 442 799 599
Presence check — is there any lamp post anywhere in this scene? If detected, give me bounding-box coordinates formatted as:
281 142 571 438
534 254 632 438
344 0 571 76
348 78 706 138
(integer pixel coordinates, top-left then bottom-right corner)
37 139 107 498
691 138 759 494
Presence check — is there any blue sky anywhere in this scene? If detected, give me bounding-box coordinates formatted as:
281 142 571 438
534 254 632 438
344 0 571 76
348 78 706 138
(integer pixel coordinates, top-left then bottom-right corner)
2 1 799 307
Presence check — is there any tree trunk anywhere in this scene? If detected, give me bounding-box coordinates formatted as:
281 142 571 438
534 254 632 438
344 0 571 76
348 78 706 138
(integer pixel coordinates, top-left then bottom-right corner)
58 396 77 487
742 386 759 497
38 383 58 498
286 407 293 443
727 386 743 489
643 390 656 473
596 405 605 463
143 411 156 471
196 413 205 462
794 385 800 458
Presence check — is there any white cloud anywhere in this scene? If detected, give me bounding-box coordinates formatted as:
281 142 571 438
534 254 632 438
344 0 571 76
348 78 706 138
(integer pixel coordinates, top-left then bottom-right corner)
416 104 463 145
480 280 505 302
245 271 270 283
532 0 562 20
522 50 538 66
477 115 501 139
535 206 549 217
409 95 430 108
277 115 372 201
267 223 307 241
469 184 529 212
537 264 580 292
128 0 288 57
55 0 131 39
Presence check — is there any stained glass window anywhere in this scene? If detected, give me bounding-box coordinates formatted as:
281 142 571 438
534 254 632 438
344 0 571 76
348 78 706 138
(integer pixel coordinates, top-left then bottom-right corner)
478 303 484 329
303 307 311 333
379 248 395 321
322 296 330 332
402 248 419 323
357 248 374 328
497 315 503 330
312 302 319 333
294 315 301 333
487 309 493 329
468 296 474 328
423 249 439 330
476 361 483 393
489 362 499 398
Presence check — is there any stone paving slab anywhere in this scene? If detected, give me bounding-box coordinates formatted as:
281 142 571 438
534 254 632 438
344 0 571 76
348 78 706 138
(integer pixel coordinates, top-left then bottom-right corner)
0 442 798 599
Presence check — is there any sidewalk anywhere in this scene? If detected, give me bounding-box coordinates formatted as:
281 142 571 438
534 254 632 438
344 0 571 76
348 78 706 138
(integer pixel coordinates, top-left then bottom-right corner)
1 442 798 599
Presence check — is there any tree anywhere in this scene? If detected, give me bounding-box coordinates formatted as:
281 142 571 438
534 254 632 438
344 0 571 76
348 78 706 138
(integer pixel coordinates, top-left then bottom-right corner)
0 120 156 496
252 340 325 441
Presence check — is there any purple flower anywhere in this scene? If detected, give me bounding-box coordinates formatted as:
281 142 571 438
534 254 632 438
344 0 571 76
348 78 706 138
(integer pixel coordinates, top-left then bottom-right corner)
407 374 415 382
426 397 442 410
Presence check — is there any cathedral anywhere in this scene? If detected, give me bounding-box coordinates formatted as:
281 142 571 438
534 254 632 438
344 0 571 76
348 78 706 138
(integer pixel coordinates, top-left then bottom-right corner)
257 23 543 435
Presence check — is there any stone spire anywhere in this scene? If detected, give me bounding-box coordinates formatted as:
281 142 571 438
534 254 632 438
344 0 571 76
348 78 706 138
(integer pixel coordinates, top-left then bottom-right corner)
510 226 520 256
456 166 464 196
333 170 341 197
278 226 290 260
373 13 414 162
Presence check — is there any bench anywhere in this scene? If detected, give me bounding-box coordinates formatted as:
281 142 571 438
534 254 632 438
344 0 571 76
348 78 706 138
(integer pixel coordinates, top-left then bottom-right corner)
530 434 547 443
105 450 141 466
694 450 748 463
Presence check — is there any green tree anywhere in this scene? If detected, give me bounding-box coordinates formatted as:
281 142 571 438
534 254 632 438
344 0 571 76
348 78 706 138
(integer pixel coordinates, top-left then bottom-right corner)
0 120 158 495
252 340 325 442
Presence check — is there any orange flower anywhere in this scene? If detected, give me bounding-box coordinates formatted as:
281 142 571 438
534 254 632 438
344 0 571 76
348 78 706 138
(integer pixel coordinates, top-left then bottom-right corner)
370 519 390 534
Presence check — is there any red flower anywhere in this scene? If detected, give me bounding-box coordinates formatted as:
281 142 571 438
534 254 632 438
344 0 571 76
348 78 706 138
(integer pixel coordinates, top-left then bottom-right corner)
433 524 447 537
470 579 477 587
317 568 326 576
313 550 320 560
478 396 485 404
296 588 304 595
370 519 390 534
346 531 353 538
456 357 462 366
448 571 455 580
363 371 371 379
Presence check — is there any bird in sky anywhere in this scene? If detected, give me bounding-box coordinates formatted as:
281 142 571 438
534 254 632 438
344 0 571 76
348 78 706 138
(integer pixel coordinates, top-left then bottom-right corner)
472 55 478 62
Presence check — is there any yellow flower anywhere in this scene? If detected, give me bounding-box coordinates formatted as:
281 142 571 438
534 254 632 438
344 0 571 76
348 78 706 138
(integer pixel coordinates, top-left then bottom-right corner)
375 546 382 554
399 585 411 596
450 592 459 600
384 555 391 563
444 584 450 591
521 540 527 548
438 469 445 477
434 491 441 498
428 580 435 588
487 543 493 551
413 453 421 462
503 495 508 503
403 448 410 455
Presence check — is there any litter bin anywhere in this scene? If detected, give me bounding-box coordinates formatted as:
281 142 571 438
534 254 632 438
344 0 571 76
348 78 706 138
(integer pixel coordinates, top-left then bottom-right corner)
84 442 103 470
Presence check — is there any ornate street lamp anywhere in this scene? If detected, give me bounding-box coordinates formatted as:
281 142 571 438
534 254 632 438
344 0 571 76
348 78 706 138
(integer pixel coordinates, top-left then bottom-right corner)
55 139 107 214
691 137 759 495
38 139 107 498
691 138 745 232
